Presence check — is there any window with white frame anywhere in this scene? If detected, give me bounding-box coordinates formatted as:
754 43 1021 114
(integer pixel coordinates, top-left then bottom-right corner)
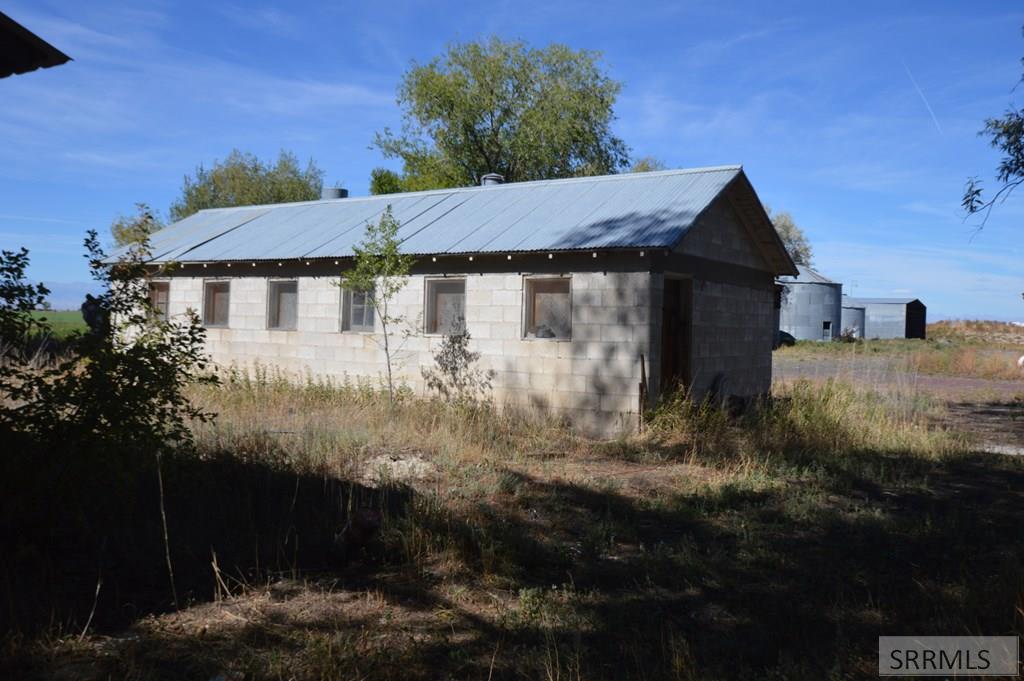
267 280 298 330
202 280 230 327
425 278 465 335
524 277 571 339
341 288 375 332
148 281 169 321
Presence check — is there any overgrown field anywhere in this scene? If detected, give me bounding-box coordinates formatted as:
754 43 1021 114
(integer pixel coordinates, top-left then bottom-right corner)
6 372 1023 681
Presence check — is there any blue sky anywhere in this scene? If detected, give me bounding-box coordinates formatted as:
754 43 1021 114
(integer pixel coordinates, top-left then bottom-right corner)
2 1 1023 318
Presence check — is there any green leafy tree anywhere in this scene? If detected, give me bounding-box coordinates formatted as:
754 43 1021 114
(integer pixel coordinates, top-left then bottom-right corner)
373 37 630 190
765 206 813 267
0 248 49 347
112 202 163 248
169 149 324 222
369 168 407 196
337 207 416 404
630 156 668 173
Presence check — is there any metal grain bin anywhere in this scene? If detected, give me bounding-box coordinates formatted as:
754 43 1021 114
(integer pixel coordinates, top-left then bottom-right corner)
776 265 843 341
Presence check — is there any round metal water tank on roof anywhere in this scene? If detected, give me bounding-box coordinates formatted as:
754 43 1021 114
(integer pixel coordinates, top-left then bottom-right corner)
480 173 504 186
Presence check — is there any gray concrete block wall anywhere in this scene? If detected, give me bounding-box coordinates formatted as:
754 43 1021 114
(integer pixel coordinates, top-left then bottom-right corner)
678 199 769 271
688 278 774 400
165 270 652 436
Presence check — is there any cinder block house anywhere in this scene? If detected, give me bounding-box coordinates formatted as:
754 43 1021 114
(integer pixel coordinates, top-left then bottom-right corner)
142 166 796 434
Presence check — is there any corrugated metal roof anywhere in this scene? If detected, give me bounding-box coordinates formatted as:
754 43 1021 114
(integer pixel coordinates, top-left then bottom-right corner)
843 297 921 306
140 165 774 265
777 264 838 284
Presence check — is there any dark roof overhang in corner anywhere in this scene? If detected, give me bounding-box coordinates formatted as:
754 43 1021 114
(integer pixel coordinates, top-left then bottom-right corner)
0 11 71 79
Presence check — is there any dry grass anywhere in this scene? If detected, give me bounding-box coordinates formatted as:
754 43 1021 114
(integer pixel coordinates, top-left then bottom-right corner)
649 379 961 468
187 364 585 479
7 371 1024 681
929 319 1024 345
908 344 1023 381
778 333 1024 382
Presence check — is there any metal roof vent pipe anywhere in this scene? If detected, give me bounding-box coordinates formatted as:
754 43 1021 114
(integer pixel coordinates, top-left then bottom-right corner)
480 173 504 186
321 186 349 200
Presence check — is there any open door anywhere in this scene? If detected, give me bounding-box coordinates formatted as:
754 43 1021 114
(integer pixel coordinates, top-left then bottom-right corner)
660 278 692 397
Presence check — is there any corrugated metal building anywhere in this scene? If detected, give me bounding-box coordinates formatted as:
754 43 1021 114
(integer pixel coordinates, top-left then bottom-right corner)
139 166 796 434
776 265 843 341
842 297 927 339
841 302 866 338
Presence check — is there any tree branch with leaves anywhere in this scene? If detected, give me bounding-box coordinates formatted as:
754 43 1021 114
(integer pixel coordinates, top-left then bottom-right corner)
963 108 1024 226
962 27 1024 226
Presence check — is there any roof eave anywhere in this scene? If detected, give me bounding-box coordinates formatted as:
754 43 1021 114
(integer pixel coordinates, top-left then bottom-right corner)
145 244 673 266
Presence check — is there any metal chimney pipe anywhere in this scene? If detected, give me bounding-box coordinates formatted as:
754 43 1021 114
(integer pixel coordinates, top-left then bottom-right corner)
321 186 349 199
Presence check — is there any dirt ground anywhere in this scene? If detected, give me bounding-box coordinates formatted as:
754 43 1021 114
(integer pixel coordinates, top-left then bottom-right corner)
774 353 1024 454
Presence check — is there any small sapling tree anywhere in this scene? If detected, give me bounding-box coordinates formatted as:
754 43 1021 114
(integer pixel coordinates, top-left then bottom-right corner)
338 206 415 405
421 323 495 407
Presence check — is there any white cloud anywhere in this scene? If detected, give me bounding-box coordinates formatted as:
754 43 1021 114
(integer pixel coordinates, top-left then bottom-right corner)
812 162 921 193
216 5 302 38
4 2 166 62
0 17 394 182
815 241 1024 319
900 200 961 220
0 214 85 225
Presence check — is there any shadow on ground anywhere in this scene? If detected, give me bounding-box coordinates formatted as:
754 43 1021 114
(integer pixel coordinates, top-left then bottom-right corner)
944 399 1024 454
0 443 409 640
8 441 1023 680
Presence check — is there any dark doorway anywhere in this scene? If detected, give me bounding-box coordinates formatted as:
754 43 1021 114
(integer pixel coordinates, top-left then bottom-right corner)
660 277 692 395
